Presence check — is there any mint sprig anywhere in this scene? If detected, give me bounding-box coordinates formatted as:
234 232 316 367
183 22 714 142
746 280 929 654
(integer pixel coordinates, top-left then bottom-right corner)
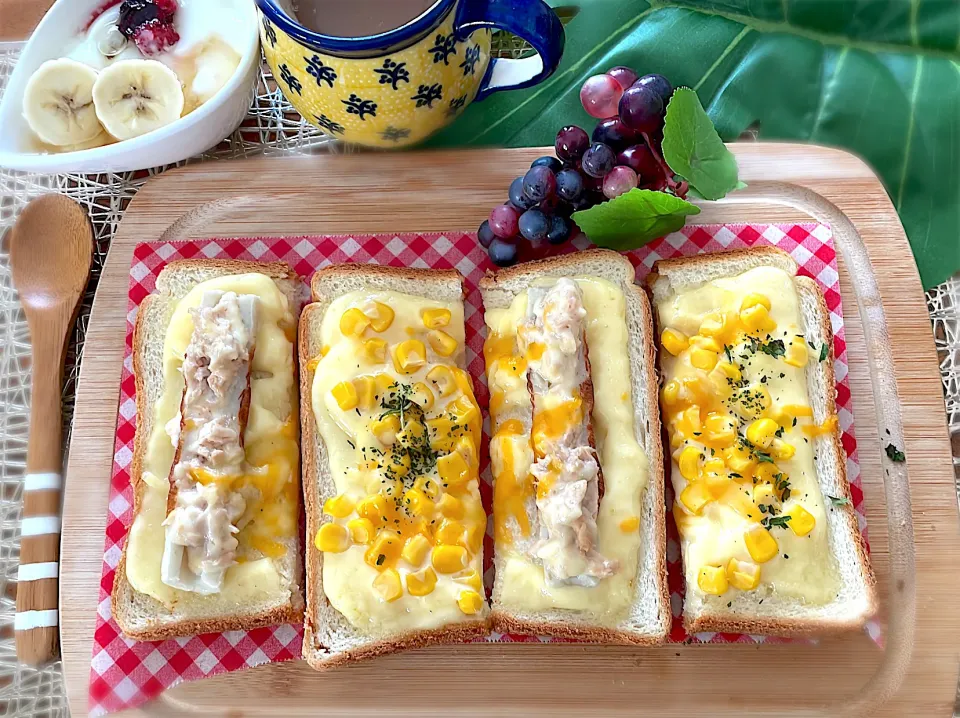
571 189 700 251
662 88 741 201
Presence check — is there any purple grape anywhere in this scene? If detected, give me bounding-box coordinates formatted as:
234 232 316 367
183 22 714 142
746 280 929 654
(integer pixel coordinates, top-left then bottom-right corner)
607 66 638 90
618 84 663 133
555 125 590 163
509 176 538 210
539 194 561 215
634 73 673 104
546 215 571 245
581 142 616 178
617 144 661 182
522 165 556 203
580 74 624 119
518 209 549 242
602 166 638 199
489 204 520 239
477 219 495 248
531 156 563 173
488 238 518 267
572 194 594 211
555 168 584 202
591 117 636 151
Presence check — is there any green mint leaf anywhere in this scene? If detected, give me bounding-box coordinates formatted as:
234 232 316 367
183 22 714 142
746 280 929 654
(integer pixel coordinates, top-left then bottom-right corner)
661 88 740 201
828 495 852 507
819 342 829 362
759 339 785 358
885 443 906 462
571 188 700 251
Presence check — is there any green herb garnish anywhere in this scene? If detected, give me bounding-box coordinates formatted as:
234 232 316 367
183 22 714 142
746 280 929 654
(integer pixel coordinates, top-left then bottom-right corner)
885 443 905 462
828 495 852 507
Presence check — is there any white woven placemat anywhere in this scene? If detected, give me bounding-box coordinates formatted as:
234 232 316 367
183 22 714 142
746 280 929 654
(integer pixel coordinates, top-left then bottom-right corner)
0 38 957 718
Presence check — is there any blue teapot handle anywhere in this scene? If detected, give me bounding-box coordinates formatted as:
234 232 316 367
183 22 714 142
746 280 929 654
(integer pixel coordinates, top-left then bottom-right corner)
455 0 565 102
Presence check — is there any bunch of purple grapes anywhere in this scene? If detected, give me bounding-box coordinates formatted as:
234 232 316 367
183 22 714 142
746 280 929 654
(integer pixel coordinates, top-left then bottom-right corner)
478 66 681 266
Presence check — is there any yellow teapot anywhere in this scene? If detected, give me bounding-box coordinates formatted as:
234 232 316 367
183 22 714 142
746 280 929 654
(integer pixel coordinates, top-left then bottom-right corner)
256 0 565 148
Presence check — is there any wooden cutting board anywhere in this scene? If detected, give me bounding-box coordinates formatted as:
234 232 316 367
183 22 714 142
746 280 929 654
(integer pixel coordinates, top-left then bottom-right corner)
59 144 960 716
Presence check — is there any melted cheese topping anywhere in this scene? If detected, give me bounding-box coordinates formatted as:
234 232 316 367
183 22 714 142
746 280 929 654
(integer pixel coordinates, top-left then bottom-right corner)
657 265 840 604
312 290 487 636
485 277 648 620
126 273 299 609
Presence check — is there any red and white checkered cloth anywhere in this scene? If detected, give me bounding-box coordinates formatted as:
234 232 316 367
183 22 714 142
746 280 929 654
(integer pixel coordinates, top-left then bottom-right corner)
90 223 873 715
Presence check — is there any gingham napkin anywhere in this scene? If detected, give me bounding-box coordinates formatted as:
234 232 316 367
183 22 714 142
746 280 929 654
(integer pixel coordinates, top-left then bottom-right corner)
90 224 873 715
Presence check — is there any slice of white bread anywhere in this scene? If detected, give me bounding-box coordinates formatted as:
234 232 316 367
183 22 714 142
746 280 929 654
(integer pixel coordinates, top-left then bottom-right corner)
300 264 490 670
648 246 877 635
480 249 671 643
112 259 305 640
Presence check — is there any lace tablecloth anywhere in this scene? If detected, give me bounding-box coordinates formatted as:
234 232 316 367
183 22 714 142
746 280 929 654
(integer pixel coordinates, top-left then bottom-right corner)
0 39 957 717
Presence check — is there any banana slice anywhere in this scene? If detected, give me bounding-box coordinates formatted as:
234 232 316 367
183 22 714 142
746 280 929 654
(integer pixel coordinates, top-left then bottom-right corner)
22 59 103 147
92 59 184 141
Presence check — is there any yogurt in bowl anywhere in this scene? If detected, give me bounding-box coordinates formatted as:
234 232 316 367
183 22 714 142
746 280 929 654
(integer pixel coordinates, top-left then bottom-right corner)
0 0 259 173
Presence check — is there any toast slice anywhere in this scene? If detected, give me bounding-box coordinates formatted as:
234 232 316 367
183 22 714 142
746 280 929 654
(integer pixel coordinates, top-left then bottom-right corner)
112 259 305 640
648 246 876 635
480 249 670 643
301 264 489 669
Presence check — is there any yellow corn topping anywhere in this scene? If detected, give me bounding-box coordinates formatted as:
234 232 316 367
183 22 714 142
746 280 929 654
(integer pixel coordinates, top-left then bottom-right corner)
698 565 728 596
368 302 394 332
661 328 689 356
421 307 452 329
340 307 370 337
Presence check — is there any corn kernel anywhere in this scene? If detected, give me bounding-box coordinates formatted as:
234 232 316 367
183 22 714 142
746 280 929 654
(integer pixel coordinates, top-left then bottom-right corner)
690 347 719 372
787 505 816 536
347 517 375 544
371 414 401 445
398 419 426 445
746 418 778 448
448 395 480 428
744 524 779 563
392 339 426 374
361 338 388 363
705 472 732 499
426 416 457 452
466 520 485 553
752 482 780 509
722 445 757 474
323 494 355 519
403 488 431 518
331 381 358 411
406 567 438 596
456 435 478 467
436 493 465 519
374 372 396 398
454 569 483 593
368 302 395 332
740 304 776 332
704 413 736 446
436 519 467 546
457 590 484 615
401 534 431 565
661 328 689 356
386 451 411 478
784 338 808 368
619 516 640 532
365 531 403 570
715 361 742 383
422 307 452 329
726 487 761 521
771 439 796 461
689 335 724 353
703 458 725 473
315 523 349 553
428 330 458 357
660 379 682 407
741 293 771 311
413 476 441 500
781 403 813 418
349 376 375 409
437 451 470 487
340 307 370 337
679 481 712 515
426 365 457 396
356 494 388 523
753 462 779 484
698 565 728 596
432 545 469 573
678 446 701 481
372 569 403 602
699 312 727 338
410 382 435 410
676 406 702 438
726 558 761 591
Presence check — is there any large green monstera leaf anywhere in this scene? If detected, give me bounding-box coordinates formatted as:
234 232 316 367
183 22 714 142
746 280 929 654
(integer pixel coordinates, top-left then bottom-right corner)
428 0 960 288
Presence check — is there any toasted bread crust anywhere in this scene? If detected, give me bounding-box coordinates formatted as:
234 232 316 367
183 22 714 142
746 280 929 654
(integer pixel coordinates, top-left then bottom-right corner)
481 249 670 641
301 264 491 667
649 249 877 637
111 260 304 641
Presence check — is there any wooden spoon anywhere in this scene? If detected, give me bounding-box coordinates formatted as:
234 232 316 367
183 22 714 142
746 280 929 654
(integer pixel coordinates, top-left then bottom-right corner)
9 195 93 666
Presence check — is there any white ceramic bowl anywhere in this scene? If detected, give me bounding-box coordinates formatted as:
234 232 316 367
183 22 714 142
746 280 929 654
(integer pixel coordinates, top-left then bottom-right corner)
0 0 260 173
